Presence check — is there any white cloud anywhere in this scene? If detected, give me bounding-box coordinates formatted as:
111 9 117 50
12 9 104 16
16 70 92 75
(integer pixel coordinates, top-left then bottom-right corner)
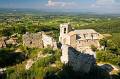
91 0 120 13
96 0 115 4
46 0 77 8
92 0 116 7
45 0 120 13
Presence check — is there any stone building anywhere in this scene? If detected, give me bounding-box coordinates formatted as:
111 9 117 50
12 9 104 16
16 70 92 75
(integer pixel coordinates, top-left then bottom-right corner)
59 23 102 52
22 32 57 49
61 45 96 73
59 23 103 72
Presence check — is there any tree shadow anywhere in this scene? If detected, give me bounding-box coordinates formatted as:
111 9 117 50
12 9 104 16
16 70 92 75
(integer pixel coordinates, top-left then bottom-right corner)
0 49 26 68
111 73 120 79
0 72 6 79
43 63 115 79
100 64 114 72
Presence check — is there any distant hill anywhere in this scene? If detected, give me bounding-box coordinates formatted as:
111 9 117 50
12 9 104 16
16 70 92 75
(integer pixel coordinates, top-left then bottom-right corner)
0 8 120 16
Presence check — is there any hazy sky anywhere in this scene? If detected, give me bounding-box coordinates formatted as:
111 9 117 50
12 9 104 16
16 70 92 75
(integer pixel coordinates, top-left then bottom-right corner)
0 0 120 13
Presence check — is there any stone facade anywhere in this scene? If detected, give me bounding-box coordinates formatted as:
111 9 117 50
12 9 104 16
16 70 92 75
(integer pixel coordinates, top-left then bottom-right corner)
22 32 57 49
61 45 96 73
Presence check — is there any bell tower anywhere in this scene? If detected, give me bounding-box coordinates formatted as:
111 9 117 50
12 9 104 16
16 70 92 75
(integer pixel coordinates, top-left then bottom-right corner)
59 23 72 44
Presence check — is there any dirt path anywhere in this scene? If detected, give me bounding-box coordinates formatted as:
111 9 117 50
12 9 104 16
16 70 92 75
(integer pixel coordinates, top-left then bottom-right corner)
25 52 52 70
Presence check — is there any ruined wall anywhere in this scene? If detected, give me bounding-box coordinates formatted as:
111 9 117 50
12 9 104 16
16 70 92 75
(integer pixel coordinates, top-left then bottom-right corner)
61 45 96 73
0 36 19 48
0 37 7 48
22 32 57 49
22 32 43 48
42 33 57 50
6 37 18 45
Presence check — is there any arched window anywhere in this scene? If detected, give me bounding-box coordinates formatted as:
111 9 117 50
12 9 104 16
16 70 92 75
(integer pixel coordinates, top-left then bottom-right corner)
64 28 66 34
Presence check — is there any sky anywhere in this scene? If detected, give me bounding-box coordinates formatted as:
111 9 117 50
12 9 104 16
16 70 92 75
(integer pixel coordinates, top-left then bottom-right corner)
0 0 120 14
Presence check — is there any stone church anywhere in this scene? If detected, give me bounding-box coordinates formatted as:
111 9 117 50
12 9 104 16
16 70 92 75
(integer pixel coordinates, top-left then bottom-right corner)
59 23 102 54
59 23 103 73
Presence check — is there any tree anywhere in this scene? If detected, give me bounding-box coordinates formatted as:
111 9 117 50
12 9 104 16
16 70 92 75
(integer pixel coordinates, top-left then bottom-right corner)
99 38 108 50
91 45 97 52
15 26 26 34
1 27 14 36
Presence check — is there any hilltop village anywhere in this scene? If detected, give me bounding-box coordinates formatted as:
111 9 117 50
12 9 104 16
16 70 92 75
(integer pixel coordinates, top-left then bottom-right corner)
0 8 120 79
21 23 104 73
0 23 103 73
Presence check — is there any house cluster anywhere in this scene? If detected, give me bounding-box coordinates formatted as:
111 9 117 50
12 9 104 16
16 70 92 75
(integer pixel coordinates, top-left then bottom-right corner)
59 23 103 73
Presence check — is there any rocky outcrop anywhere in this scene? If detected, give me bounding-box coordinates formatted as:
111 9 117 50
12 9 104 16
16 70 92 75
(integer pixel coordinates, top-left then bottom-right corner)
6 37 18 45
0 36 19 48
25 59 34 70
61 45 96 73
0 37 7 48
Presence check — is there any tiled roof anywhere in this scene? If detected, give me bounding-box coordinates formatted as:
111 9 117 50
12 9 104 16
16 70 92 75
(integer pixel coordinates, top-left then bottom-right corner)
74 29 97 34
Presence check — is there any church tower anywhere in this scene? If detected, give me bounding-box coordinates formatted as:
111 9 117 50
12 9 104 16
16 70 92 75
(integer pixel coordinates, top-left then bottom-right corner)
59 23 72 44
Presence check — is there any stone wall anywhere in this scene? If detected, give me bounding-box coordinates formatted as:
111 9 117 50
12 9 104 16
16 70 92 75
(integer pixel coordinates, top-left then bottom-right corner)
61 45 96 73
76 39 100 49
42 33 57 50
22 32 43 48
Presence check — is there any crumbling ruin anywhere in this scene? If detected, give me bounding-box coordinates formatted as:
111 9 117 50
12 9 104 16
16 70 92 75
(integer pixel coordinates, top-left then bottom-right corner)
22 32 57 49
23 32 43 48
61 44 96 73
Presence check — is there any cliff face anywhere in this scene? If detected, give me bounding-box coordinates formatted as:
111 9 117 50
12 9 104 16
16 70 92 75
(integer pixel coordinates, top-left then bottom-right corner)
61 45 96 73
